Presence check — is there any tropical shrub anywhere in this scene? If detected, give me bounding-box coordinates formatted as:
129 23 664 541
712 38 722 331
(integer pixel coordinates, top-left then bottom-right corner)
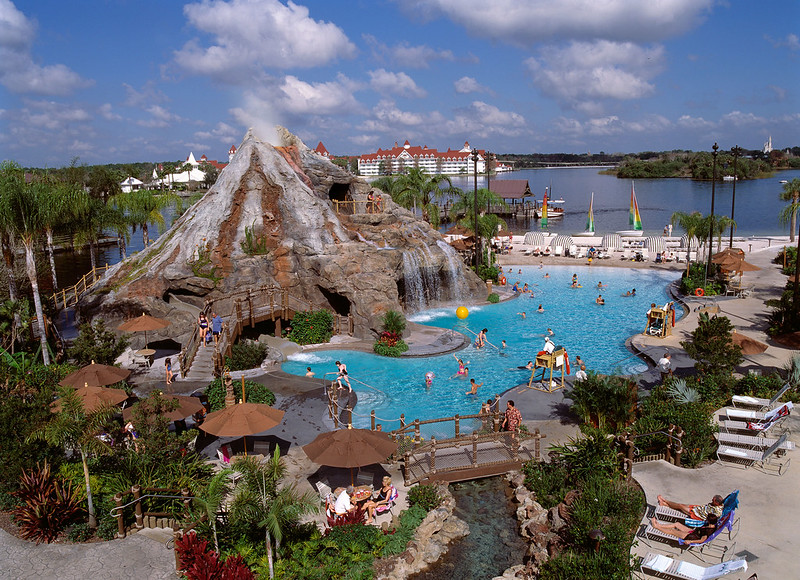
679 261 722 296
487 292 500 303
68 320 129 365
681 312 743 376
175 532 256 580
240 222 270 256
205 378 275 411
475 263 500 282
563 372 637 432
374 310 409 357
406 484 442 512
13 462 84 543
225 341 267 371
380 310 406 335
287 310 334 345
373 338 409 357
67 522 93 543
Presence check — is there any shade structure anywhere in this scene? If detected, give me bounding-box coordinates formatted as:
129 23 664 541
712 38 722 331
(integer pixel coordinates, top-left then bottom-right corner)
495 229 514 239
59 362 130 388
445 224 472 236
550 234 573 249
303 428 398 469
602 234 623 251
645 236 666 254
523 232 545 246
51 385 128 413
199 402 285 438
731 331 768 355
721 258 760 273
122 394 204 422
716 254 744 269
712 248 745 263
679 234 691 249
118 313 171 349
449 238 469 252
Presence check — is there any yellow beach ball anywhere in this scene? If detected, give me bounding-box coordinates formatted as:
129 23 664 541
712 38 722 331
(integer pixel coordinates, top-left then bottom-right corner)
456 306 469 319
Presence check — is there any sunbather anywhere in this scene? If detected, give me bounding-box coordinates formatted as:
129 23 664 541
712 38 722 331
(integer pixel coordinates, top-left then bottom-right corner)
657 493 724 521
650 513 718 544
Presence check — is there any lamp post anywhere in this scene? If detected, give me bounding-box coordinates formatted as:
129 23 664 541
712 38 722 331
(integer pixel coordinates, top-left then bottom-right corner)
486 151 493 215
705 143 719 280
472 148 480 268
729 146 742 248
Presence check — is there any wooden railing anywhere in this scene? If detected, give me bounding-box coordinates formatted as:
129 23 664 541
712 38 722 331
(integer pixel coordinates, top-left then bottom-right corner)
49 264 111 310
332 199 384 215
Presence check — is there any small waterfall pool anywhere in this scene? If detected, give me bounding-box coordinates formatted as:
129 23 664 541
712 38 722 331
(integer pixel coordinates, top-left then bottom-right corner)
409 477 526 580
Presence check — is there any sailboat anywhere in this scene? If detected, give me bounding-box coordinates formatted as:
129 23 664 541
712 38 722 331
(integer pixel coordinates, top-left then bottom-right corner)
617 181 644 237
574 192 596 236
539 192 548 228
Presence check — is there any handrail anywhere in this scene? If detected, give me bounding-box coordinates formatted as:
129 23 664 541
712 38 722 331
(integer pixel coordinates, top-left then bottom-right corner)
49 264 111 310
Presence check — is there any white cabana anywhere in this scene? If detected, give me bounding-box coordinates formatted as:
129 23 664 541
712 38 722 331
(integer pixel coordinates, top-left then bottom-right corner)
645 236 666 254
602 234 623 251
550 234 573 249
524 232 545 247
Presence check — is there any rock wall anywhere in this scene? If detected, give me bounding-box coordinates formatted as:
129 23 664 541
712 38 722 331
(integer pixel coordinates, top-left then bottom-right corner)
373 482 469 580
82 127 484 345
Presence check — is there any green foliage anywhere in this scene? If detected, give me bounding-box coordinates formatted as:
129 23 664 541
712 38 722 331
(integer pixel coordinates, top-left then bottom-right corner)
475 263 500 282
67 522 93 543
487 292 500 303
681 312 743 375
13 462 84 543
205 378 275 412
94 495 119 540
406 484 442 512
240 222 271 256
521 460 572 510
67 320 130 366
665 378 700 403
775 245 797 274
187 240 222 283
380 310 406 335
680 261 722 296
0 491 21 510
563 372 637 432
548 426 621 482
380 504 426 556
225 341 268 371
373 339 409 357
287 310 334 345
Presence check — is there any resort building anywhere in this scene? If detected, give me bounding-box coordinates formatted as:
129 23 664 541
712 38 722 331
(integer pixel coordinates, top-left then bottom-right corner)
358 140 486 176
151 150 231 187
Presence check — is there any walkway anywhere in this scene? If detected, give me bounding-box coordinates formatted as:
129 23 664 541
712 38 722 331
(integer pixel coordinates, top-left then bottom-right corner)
0 528 175 580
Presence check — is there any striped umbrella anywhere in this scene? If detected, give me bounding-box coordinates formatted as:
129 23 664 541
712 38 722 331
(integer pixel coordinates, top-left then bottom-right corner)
645 236 666 254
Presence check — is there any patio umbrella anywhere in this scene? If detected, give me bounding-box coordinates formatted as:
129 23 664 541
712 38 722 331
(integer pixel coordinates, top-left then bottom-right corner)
445 224 472 236
200 402 284 437
302 428 398 469
450 238 469 252
51 384 128 413
118 313 170 349
122 394 204 422
712 248 744 263
59 361 131 388
731 331 768 355
495 229 515 239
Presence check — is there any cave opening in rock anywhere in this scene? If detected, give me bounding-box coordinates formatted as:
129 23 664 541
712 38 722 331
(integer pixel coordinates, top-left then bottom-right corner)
238 319 284 340
318 286 351 316
327 182 352 215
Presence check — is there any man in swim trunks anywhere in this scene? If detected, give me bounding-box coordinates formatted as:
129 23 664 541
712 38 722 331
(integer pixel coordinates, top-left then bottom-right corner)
335 361 351 392
465 378 483 395
596 295 605 305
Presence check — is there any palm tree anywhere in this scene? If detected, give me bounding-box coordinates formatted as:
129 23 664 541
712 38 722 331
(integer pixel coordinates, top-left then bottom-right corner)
394 168 457 226
0 163 55 364
781 196 800 325
0 167 20 303
42 179 83 290
671 211 704 274
779 178 800 243
113 189 177 247
230 451 319 579
27 387 114 528
190 469 232 553
72 192 126 270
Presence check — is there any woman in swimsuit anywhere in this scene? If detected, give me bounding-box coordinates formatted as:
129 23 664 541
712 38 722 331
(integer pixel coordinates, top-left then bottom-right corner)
335 360 351 391
364 477 394 523
198 313 209 346
451 355 467 379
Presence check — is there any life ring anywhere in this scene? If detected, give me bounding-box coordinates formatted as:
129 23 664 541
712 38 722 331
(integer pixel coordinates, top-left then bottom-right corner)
695 288 704 296
500 276 506 286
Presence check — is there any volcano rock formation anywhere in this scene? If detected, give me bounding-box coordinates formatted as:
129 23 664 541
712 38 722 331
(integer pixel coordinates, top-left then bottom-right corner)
85 128 484 344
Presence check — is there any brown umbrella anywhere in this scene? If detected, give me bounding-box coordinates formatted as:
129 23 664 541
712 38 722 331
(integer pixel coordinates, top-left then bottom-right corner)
59 362 130 388
122 394 204 422
51 384 128 413
450 238 469 252
495 229 515 238
302 428 398 469
715 254 744 269
445 224 472 236
118 313 171 349
712 248 744 263
199 402 285 437
731 331 768 355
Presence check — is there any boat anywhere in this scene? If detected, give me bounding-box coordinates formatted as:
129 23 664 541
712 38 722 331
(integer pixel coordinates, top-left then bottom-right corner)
616 181 644 237
574 192 596 236
534 185 564 220
780 180 789 184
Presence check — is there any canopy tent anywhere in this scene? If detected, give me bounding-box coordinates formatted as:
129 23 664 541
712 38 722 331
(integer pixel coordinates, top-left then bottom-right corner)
645 236 666 254
602 234 623 251
524 232 545 246
550 234 573 249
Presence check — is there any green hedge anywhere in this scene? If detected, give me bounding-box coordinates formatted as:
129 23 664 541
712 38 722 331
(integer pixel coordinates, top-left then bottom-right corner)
287 310 334 345
225 341 267 371
205 378 276 411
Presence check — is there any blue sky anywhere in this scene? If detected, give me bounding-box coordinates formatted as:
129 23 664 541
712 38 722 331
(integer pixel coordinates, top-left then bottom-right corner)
1 0 798 167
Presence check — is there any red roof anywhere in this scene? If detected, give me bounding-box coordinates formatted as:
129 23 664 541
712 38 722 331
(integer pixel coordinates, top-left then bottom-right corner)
315 141 330 156
360 141 484 162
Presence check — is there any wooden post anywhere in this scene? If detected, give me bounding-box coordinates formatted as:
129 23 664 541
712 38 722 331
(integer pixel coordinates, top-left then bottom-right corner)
430 438 436 474
472 432 479 466
371 410 376 431
345 403 353 428
674 426 684 467
182 488 192 519
114 493 126 538
413 420 420 444
666 424 674 464
534 428 541 460
174 530 184 575
511 434 520 462
454 414 460 439
400 414 406 429
403 452 411 486
493 394 501 432
132 485 144 529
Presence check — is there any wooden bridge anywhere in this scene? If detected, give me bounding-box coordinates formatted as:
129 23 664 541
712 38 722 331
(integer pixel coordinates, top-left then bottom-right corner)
49 265 111 311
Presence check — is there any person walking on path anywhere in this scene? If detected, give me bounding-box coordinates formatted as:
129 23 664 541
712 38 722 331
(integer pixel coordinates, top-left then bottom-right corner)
211 312 224 345
658 352 673 381
502 400 522 439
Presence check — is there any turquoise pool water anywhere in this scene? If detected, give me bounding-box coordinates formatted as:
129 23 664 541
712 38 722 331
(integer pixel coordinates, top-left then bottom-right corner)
282 265 679 433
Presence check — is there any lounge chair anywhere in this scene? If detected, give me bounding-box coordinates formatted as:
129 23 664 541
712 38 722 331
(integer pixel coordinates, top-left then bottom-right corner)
576 247 586 259
643 510 737 561
717 432 794 451
568 244 578 257
732 383 792 410
726 402 793 426
640 552 747 580
654 491 739 526
717 432 791 474
316 480 332 502
554 245 563 257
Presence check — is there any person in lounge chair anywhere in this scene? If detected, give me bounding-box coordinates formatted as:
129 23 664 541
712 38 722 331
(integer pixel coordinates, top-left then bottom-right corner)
650 513 718 544
657 493 724 521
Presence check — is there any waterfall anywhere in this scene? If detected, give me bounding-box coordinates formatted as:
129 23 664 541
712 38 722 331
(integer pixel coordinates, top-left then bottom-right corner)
402 242 466 312
437 240 464 303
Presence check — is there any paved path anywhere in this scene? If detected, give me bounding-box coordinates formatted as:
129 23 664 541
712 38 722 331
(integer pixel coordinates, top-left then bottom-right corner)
0 529 175 580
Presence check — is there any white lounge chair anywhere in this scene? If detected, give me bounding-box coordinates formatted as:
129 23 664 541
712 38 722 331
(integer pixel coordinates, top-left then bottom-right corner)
568 244 578 257
640 552 747 580
732 383 791 410
726 401 793 423
576 247 586 259
554 245 563 256
717 432 794 451
717 432 791 474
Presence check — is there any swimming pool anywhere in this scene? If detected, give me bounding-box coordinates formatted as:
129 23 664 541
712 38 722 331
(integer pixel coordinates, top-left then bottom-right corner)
282 265 679 433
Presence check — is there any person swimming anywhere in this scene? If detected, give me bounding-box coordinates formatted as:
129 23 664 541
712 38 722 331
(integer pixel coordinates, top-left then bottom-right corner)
596 294 605 305
537 304 544 313
451 355 468 379
544 272 550 278
425 371 435 388
518 312 526 319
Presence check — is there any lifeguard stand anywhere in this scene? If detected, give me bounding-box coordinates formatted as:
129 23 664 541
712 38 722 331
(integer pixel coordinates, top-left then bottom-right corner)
529 348 567 393
645 306 672 338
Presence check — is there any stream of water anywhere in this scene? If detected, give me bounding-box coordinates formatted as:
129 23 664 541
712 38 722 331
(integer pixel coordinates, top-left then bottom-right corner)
409 477 526 580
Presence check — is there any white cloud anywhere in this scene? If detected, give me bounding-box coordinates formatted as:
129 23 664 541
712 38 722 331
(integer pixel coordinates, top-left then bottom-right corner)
276 75 362 116
0 0 91 95
175 0 356 83
766 33 800 52
443 101 527 138
454 76 489 94
123 81 169 108
526 41 662 109
2 99 94 154
720 110 766 127
194 122 241 144
369 69 426 98
99 103 121 121
137 105 184 128
363 35 455 68
677 115 715 130
401 0 714 45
